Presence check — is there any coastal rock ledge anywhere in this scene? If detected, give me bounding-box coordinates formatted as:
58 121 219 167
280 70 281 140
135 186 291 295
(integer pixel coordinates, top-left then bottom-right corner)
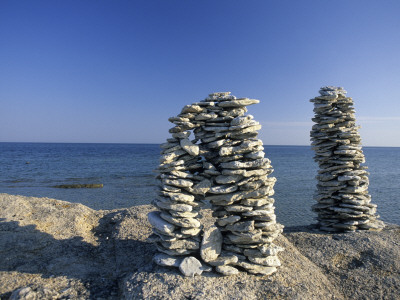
1 193 399 299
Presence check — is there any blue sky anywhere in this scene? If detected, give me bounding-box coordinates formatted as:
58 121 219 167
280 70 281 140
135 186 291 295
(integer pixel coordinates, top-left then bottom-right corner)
1 0 399 146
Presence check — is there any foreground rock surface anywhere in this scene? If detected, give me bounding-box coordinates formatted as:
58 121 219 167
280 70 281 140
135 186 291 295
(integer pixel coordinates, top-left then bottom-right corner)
1 194 399 299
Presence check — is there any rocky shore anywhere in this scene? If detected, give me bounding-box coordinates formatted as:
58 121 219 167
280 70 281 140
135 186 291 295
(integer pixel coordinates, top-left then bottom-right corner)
1 193 399 299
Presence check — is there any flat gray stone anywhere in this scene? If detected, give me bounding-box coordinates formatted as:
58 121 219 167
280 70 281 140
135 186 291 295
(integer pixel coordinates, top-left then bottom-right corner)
218 98 259 107
208 255 238 267
248 255 281 267
200 226 223 262
217 215 241 227
162 178 193 188
215 265 240 276
180 138 200 156
190 179 212 195
160 239 200 250
148 211 176 234
179 256 203 277
160 213 201 228
235 261 277 275
215 175 243 184
153 254 182 267
209 184 238 194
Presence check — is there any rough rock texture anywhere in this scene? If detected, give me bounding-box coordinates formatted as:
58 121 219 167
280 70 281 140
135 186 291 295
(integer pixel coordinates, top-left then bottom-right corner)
1 194 399 299
0 193 155 299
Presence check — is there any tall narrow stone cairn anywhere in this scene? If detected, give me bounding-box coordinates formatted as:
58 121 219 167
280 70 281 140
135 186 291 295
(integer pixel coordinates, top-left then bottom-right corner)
148 92 284 277
310 86 385 232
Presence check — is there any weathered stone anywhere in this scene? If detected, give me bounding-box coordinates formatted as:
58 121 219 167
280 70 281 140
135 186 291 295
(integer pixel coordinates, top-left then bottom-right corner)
217 215 241 227
169 210 199 218
207 255 238 266
209 184 238 194
227 230 263 244
157 245 195 256
240 197 272 206
148 211 176 234
181 227 201 236
248 255 281 267
161 239 200 250
200 226 223 262
170 170 194 179
160 213 201 228
235 261 277 275
215 174 243 184
188 179 211 195
180 138 200 156
179 256 203 277
225 205 253 212
172 131 191 139
218 98 260 107
231 115 254 126
162 178 193 188
220 158 269 170
226 220 255 232
219 140 263 156
159 191 195 203
215 265 240 276
155 200 193 212
153 253 182 267
181 105 204 114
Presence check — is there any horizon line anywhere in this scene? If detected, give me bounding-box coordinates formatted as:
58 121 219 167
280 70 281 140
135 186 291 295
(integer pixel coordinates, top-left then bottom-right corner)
1 141 399 148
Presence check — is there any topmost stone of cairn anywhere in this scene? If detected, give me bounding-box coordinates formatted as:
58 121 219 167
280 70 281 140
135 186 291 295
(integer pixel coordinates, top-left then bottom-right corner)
319 86 347 96
205 92 236 101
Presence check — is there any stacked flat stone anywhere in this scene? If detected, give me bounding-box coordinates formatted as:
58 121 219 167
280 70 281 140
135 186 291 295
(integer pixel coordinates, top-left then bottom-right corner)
149 92 284 277
310 86 385 232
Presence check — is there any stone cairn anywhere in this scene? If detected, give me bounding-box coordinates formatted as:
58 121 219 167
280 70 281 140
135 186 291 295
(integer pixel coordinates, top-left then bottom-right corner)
148 92 284 277
310 86 385 232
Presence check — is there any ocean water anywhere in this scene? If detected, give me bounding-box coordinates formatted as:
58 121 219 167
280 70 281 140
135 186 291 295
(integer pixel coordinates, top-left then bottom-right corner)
0 142 398 227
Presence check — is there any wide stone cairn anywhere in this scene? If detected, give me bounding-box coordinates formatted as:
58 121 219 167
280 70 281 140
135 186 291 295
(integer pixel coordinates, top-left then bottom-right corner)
148 92 284 277
310 86 385 232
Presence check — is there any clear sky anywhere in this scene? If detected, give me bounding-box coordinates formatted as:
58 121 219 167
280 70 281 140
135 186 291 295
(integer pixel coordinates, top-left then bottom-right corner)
1 0 399 146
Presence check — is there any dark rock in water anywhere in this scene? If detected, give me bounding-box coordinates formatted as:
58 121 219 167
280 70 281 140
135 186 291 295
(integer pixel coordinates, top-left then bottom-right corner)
53 184 103 189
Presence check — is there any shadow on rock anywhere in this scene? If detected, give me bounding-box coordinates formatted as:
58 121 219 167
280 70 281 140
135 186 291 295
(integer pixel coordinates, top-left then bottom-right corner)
0 210 155 299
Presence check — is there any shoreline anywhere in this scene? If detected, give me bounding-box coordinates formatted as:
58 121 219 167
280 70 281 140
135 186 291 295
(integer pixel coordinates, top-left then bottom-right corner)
1 193 399 299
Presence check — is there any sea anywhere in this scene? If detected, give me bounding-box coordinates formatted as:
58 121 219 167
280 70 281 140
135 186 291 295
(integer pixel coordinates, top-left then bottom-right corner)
0 142 399 227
